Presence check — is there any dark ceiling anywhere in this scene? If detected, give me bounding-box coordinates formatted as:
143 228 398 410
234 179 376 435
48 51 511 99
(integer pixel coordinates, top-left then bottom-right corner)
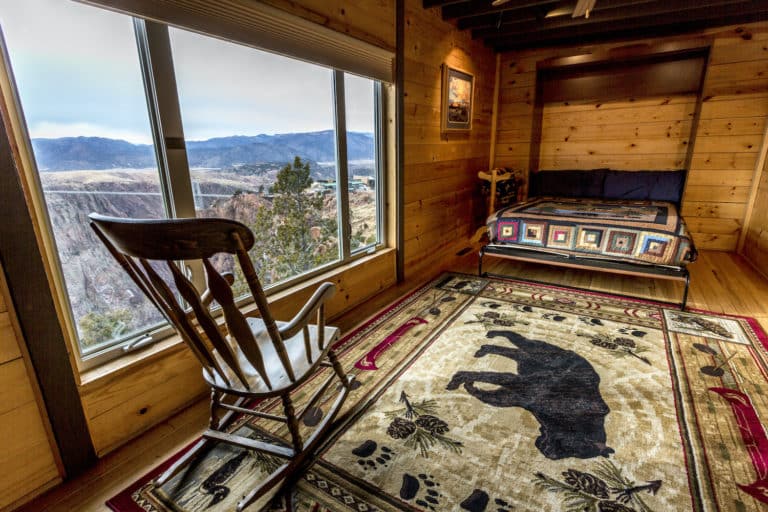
422 0 768 52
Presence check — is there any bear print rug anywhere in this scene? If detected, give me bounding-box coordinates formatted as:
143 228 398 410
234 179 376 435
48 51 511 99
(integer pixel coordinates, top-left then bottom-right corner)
108 273 768 512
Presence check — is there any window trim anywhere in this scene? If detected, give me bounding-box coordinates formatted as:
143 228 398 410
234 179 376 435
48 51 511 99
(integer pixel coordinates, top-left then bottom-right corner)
5 14 390 371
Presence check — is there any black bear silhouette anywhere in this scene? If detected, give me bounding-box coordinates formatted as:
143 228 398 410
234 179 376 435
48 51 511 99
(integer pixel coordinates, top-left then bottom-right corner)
446 330 613 460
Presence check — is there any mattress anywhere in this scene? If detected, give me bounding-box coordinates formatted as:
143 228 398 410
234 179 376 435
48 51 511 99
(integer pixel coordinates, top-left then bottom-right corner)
487 197 697 267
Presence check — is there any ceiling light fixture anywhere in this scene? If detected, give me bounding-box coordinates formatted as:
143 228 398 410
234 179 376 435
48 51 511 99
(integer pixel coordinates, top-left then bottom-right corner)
540 0 598 19
572 0 596 18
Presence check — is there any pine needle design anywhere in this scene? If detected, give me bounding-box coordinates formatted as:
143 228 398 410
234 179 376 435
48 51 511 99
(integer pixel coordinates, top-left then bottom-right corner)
465 302 530 329
384 391 463 458
533 460 661 512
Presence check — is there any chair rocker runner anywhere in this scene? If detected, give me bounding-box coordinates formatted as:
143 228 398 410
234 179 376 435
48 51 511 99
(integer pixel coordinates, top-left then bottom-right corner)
89 214 354 511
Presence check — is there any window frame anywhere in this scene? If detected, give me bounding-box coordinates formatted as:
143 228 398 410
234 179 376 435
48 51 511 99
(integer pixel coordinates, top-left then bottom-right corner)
2 10 388 371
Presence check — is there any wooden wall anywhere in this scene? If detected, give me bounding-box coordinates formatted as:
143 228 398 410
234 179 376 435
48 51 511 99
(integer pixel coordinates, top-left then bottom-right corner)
403 0 495 280
261 0 395 51
494 22 768 252
743 156 768 277
0 263 61 509
539 96 695 171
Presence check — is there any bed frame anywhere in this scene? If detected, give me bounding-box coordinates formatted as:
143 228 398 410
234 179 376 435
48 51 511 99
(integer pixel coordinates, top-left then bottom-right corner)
478 169 693 310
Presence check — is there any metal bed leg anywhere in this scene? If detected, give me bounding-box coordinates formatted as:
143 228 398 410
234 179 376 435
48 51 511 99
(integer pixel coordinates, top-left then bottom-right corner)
478 247 485 277
680 270 690 311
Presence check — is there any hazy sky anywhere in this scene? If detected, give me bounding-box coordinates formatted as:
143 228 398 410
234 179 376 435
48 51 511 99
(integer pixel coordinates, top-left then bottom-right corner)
0 0 375 144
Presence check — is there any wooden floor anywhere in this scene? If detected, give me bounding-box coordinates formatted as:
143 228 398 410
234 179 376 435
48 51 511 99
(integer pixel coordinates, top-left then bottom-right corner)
15 250 768 512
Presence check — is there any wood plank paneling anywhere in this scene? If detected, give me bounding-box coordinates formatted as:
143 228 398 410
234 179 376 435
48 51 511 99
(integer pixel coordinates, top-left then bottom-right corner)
493 21 768 251
402 0 495 281
743 153 768 277
260 0 395 51
0 263 61 509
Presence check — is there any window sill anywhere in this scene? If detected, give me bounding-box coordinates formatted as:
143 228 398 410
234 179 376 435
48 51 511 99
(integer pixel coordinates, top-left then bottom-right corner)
78 247 396 391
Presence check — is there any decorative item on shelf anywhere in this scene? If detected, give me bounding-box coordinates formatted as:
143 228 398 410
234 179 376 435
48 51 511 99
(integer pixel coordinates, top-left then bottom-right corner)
479 168 524 217
440 64 474 133
471 168 524 244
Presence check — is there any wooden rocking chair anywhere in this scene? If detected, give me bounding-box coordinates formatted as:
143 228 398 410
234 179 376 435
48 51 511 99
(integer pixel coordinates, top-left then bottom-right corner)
89 214 353 511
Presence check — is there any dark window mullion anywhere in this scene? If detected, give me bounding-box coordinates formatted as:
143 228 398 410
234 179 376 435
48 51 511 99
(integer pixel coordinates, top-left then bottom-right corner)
135 19 204 292
333 70 351 260
134 19 195 220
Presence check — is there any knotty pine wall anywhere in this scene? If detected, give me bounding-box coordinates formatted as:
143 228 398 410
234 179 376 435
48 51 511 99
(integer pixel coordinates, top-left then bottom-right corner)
403 0 495 279
493 22 768 252
0 263 61 509
744 158 768 277
539 96 695 171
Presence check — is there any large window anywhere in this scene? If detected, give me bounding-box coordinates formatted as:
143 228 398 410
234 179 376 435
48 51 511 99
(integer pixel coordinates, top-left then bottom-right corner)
0 0 385 368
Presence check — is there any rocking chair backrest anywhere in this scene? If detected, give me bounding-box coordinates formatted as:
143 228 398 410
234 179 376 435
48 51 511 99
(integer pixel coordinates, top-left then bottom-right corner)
88 214 294 391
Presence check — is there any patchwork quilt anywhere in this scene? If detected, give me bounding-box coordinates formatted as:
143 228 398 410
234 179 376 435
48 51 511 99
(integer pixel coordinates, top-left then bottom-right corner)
487 197 697 266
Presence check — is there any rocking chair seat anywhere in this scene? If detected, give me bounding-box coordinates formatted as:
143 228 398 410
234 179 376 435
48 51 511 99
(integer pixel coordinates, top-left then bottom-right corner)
209 318 340 395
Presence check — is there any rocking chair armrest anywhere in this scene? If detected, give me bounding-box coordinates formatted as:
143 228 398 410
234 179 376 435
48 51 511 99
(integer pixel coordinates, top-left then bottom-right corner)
278 282 336 339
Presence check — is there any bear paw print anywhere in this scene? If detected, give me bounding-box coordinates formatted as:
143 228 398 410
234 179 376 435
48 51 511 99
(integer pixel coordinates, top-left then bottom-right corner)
351 440 394 470
400 473 441 510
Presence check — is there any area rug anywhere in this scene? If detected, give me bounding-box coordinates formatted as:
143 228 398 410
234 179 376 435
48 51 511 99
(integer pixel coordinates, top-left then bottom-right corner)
107 273 768 511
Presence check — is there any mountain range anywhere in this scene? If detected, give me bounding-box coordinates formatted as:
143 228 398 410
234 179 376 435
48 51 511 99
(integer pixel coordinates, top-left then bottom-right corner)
30 130 375 171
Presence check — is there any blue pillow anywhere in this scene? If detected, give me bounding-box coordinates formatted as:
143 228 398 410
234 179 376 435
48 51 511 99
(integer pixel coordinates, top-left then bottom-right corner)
603 170 685 203
530 169 607 198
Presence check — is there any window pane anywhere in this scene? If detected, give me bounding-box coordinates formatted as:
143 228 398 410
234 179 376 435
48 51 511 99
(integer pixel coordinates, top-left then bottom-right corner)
344 74 379 251
1 1 166 353
168 28 340 289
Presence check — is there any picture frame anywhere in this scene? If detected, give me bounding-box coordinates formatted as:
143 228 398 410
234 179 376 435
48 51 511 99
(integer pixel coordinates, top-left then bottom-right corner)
441 64 474 132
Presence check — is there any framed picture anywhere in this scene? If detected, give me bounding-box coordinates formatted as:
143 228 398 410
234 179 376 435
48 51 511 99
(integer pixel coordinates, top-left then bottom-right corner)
441 64 474 132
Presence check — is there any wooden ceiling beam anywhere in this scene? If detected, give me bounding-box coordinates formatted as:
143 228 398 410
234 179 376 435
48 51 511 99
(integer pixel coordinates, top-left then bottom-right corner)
442 0 558 22
463 0 714 32
482 0 761 43
474 0 747 37
456 3 560 30
491 8 768 51
422 0 467 8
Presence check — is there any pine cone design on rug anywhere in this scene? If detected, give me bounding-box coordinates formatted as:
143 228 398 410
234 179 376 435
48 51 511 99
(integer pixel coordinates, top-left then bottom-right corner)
465 302 530 329
414 415 448 435
578 332 652 366
387 417 417 439
562 469 610 499
533 460 662 512
383 391 462 457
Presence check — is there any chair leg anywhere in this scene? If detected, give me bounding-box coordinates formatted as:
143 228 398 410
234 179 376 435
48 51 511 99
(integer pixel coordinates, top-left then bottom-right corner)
327 349 352 389
210 389 221 430
282 395 303 453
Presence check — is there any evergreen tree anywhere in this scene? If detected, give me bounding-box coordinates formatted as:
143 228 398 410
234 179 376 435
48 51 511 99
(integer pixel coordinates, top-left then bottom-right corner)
248 156 337 285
